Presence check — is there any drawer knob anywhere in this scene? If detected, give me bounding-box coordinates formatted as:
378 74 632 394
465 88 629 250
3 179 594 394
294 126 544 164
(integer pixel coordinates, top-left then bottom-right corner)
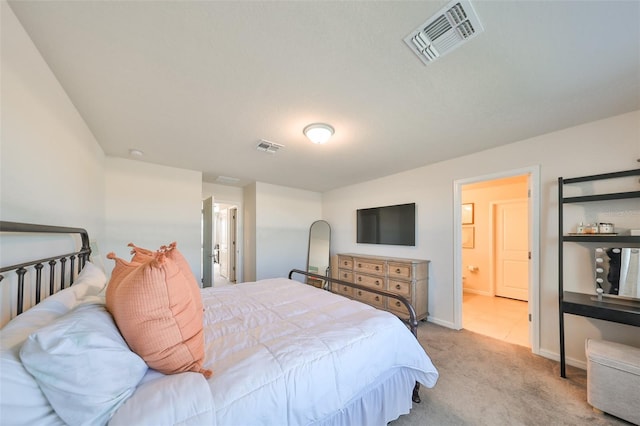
343 286 348 291
395 284 401 290
395 301 401 307
375 280 380 286
343 273 348 278
344 261 348 266
358 277 362 282
375 266 380 271
395 268 401 274
375 296 380 301
358 291 362 296
358 263 362 268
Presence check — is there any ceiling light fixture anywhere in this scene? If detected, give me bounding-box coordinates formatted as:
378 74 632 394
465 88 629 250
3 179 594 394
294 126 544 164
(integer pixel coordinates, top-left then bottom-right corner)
303 123 334 144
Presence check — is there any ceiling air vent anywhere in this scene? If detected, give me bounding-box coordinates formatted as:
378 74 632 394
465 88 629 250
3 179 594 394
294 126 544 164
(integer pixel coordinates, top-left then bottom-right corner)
256 139 283 154
404 0 484 65
216 175 240 184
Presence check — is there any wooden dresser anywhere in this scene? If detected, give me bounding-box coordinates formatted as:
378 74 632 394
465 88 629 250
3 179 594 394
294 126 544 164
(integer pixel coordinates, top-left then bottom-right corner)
333 253 429 321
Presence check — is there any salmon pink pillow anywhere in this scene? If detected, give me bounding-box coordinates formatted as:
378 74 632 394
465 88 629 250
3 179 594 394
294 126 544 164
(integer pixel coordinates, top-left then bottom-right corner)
105 252 211 378
128 242 203 314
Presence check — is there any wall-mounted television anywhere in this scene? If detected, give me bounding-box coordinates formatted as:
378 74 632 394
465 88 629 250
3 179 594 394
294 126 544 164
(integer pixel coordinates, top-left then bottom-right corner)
357 203 416 246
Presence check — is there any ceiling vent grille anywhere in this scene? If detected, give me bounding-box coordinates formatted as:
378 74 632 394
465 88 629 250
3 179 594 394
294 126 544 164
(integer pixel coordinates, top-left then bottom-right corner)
216 175 240 184
404 0 484 65
256 139 283 154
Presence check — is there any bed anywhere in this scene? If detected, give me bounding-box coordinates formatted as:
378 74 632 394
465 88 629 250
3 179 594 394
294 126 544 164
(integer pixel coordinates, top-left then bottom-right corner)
0 221 439 425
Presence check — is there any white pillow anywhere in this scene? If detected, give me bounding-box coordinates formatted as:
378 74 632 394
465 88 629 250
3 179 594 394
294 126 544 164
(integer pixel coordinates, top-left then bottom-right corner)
2 261 107 348
108 372 214 426
19 302 148 426
0 262 107 426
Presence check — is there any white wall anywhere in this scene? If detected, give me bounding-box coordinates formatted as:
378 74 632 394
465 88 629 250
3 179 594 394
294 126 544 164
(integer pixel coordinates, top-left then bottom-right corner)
104 158 202 281
323 110 640 366
243 183 257 282
202 182 243 203
0 1 105 242
249 182 322 281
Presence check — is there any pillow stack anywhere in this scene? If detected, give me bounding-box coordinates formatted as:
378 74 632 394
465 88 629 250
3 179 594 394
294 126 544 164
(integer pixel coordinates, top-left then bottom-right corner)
106 243 212 379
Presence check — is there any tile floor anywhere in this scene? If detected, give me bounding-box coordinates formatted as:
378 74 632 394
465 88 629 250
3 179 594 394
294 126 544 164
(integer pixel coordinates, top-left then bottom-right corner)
462 292 530 347
213 263 232 287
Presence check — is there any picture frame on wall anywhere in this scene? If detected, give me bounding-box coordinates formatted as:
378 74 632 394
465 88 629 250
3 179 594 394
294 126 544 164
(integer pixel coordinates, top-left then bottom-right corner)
462 226 474 249
462 203 474 225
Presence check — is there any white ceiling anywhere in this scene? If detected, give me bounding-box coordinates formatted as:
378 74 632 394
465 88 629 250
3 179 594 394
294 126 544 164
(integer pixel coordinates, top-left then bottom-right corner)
8 0 640 192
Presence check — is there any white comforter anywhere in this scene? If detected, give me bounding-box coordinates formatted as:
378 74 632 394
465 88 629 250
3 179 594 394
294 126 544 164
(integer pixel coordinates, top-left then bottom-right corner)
112 278 438 425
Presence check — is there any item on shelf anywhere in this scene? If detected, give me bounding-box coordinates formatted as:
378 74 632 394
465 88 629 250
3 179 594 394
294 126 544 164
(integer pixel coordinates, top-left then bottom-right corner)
598 223 615 234
576 222 599 234
631 229 640 236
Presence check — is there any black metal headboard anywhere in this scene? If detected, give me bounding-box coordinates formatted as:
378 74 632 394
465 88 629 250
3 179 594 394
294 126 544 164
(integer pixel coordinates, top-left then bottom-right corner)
0 221 92 318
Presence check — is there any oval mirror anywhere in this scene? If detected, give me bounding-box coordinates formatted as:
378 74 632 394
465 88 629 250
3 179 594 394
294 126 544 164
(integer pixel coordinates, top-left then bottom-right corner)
306 220 331 289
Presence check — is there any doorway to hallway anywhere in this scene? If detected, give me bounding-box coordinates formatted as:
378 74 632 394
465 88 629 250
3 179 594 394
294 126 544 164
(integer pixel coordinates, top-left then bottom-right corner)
202 197 238 287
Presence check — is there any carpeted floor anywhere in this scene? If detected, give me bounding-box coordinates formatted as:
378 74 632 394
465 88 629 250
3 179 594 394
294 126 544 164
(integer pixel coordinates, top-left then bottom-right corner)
390 322 632 426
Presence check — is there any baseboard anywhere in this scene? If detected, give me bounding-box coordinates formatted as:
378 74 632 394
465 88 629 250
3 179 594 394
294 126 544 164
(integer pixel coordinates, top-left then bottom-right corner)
426 316 458 330
538 348 587 371
463 288 492 296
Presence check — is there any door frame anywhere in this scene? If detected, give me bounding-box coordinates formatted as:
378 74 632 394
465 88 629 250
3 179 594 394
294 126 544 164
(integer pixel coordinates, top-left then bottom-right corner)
228 207 238 283
453 165 540 355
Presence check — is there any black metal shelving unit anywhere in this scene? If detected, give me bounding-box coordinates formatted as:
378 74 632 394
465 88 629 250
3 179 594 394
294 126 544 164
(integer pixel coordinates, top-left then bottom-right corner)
558 168 640 378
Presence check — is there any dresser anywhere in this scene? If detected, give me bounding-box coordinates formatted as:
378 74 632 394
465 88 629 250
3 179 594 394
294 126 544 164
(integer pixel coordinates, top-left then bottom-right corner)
333 253 429 321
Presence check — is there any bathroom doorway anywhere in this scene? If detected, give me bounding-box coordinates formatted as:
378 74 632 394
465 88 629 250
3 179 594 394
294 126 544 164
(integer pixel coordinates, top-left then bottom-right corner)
454 166 540 353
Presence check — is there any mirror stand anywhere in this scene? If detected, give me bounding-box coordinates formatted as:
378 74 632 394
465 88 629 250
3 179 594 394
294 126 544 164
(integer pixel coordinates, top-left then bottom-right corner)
306 220 331 289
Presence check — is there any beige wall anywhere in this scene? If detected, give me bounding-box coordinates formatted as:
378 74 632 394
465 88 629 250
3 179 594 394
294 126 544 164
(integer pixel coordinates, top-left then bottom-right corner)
323 110 640 367
250 182 322 281
243 183 257 282
103 158 203 281
0 2 105 242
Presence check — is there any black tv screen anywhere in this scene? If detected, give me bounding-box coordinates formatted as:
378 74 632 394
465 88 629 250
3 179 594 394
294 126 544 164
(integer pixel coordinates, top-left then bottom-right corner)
357 203 415 246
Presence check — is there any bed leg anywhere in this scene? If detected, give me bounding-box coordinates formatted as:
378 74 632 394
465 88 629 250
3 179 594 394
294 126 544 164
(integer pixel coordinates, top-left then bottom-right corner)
412 382 421 403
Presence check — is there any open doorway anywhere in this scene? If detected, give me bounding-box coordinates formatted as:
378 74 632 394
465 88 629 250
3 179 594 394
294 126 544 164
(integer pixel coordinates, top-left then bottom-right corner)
462 175 529 347
215 204 237 286
454 166 540 354
202 197 238 287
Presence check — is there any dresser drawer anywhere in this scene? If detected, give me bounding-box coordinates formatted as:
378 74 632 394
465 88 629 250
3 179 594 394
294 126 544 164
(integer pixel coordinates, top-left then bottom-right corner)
337 269 353 282
354 273 384 290
338 256 353 270
387 297 410 319
332 282 354 297
353 258 385 276
388 279 411 297
354 288 385 309
388 262 413 280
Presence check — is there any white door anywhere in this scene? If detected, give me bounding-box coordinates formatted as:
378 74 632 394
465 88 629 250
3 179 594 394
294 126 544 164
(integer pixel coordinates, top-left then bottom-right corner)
202 197 214 288
494 199 529 301
218 208 229 279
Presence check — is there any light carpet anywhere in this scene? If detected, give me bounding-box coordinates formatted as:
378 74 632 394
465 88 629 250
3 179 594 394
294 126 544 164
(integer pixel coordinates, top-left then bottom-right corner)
390 322 632 426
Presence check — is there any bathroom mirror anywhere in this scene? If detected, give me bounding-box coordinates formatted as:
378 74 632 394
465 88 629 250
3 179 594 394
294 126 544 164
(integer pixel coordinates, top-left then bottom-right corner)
306 220 331 289
594 247 640 300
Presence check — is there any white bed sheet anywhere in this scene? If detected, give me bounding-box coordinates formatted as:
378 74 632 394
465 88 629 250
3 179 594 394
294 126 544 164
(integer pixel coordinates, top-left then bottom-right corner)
199 278 439 425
